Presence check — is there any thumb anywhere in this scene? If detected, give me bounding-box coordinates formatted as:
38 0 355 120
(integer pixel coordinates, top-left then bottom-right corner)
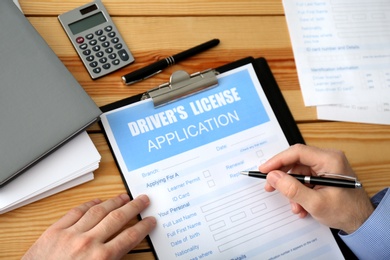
266 171 315 207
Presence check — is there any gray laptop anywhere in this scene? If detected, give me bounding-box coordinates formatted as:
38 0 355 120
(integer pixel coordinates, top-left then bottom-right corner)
0 0 102 186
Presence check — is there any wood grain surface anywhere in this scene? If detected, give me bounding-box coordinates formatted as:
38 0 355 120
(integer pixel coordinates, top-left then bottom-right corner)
1 0 389 259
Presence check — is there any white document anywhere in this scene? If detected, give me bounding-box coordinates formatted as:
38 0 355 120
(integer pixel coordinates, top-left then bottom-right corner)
13 0 22 12
317 102 390 125
283 0 390 124
101 64 344 259
0 132 101 214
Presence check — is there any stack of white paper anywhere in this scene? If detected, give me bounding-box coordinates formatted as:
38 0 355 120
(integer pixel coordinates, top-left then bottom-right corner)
283 0 390 125
0 132 101 214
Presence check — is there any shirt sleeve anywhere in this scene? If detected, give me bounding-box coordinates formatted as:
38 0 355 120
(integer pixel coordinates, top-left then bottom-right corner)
338 188 390 259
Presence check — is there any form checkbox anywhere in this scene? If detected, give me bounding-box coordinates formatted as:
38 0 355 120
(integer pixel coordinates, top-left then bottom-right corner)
256 150 264 158
207 180 215 187
203 170 211 178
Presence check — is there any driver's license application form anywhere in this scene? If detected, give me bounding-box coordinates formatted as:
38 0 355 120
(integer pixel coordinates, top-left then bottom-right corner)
101 64 344 259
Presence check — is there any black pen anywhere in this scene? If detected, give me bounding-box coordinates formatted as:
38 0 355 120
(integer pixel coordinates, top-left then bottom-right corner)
240 171 362 188
122 38 220 85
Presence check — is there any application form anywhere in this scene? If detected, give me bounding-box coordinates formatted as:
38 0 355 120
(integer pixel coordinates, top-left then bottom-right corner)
283 0 390 124
101 64 343 259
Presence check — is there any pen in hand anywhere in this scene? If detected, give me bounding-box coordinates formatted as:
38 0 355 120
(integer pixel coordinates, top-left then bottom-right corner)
240 171 362 188
122 38 220 85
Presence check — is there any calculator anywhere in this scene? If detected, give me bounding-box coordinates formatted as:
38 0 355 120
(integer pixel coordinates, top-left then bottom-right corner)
58 0 134 79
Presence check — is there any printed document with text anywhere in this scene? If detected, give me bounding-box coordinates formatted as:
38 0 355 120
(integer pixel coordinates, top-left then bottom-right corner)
101 64 343 259
283 0 390 124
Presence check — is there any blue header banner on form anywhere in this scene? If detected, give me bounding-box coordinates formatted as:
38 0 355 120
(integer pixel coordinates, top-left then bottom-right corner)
106 68 270 171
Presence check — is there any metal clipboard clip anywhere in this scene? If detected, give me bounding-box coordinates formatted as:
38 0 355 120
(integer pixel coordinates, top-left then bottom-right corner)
141 69 219 107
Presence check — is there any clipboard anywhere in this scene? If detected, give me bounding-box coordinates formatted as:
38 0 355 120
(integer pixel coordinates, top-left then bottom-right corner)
100 57 354 259
101 57 302 144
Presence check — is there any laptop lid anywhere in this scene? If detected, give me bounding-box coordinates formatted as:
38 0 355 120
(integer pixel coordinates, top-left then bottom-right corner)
0 0 102 186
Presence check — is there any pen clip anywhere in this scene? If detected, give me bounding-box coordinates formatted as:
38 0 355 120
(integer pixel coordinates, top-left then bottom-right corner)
317 172 358 181
122 70 162 85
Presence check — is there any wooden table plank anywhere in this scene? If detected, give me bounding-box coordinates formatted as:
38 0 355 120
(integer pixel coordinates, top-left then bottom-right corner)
300 122 390 196
27 16 292 55
20 0 285 16
27 16 319 121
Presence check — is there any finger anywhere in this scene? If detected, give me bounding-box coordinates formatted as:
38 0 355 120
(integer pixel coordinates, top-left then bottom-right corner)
73 194 130 232
289 164 313 176
264 164 310 192
265 144 354 176
90 194 151 242
259 144 327 173
266 170 319 210
290 201 308 218
260 164 292 175
52 198 102 229
264 181 276 192
106 216 157 258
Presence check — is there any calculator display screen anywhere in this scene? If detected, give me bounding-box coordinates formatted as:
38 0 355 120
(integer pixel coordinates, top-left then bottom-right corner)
69 12 106 35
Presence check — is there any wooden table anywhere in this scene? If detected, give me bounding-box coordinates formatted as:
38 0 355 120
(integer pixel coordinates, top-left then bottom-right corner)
1 1 390 259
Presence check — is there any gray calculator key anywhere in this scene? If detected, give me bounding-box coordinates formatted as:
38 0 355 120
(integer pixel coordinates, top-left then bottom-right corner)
86 55 94 62
90 61 98 68
93 67 101 74
83 49 91 56
96 51 104 58
80 43 88 49
118 49 130 61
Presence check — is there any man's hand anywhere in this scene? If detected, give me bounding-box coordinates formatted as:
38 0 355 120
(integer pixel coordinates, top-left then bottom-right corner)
260 144 374 234
22 194 156 260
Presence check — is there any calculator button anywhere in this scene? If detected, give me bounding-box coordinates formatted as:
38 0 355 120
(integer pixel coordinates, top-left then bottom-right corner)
86 34 94 40
99 57 108 64
95 29 103 36
111 37 119 44
86 55 94 62
105 26 113 32
92 45 101 52
89 40 97 46
76 37 84 44
102 41 110 48
103 63 111 70
108 53 117 59
108 32 116 38
114 43 122 50
98 36 106 42
118 49 130 61
105 47 114 54
112 59 120 66
82 49 91 56
79 43 88 49
93 67 101 74
96 51 104 58
89 61 98 68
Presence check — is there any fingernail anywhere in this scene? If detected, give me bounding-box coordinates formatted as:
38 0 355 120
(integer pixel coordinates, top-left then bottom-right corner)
120 193 130 201
138 194 150 205
258 162 267 171
291 202 298 213
92 198 102 204
146 216 157 225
